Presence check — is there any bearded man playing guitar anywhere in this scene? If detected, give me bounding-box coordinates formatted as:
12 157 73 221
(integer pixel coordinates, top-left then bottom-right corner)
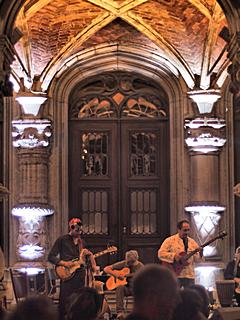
104 250 144 320
48 218 97 320
158 219 204 288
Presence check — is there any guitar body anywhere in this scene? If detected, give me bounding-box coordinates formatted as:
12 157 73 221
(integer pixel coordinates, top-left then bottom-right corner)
161 231 227 276
106 267 130 290
55 263 81 281
55 246 117 281
173 252 190 275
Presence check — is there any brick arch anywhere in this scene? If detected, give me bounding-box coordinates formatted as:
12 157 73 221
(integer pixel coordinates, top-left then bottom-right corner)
0 0 238 38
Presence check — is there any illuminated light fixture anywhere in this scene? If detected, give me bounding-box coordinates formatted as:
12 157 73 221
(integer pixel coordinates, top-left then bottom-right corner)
202 246 217 256
12 206 54 217
185 205 225 214
190 147 218 153
16 92 47 116
195 266 220 288
19 244 44 259
17 267 44 275
188 90 221 114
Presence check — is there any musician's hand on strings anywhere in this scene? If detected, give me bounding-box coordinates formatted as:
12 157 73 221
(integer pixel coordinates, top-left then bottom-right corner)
199 248 204 257
174 253 181 262
195 247 204 257
234 277 240 283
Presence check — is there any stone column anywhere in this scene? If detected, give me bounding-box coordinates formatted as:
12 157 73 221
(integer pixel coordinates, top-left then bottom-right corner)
228 33 240 250
11 94 53 270
0 36 14 265
185 92 226 259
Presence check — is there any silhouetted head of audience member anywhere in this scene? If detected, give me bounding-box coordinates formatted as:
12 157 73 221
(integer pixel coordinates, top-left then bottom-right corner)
66 286 102 320
0 305 7 320
189 284 210 317
128 264 180 320
172 288 207 320
7 296 58 320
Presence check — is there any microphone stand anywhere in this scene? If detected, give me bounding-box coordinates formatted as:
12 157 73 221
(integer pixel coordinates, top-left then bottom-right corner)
84 255 93 287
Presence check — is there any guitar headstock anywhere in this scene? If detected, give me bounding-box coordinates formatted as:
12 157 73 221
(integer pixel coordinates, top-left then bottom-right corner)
217 231 227 240
107 246 117 254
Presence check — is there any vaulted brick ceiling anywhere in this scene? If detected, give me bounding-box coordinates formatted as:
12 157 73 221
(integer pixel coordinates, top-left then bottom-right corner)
12 0 229 90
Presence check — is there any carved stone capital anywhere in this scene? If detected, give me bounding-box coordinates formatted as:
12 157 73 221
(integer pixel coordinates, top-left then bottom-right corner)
185 118 226 153
12 119 52 148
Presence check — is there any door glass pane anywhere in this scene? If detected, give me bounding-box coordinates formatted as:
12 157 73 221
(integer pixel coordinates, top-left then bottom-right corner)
130 189 157 234
81 132 108 176
81 190 108 234
130 132 157 176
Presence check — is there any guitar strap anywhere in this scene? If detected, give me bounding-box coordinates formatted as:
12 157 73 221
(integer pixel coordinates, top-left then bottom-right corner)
78 238 83 257
182 237 188 253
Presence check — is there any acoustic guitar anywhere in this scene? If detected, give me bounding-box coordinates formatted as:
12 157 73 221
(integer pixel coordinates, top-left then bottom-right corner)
161 231 227 275
55 246 117 281
106 267 134 290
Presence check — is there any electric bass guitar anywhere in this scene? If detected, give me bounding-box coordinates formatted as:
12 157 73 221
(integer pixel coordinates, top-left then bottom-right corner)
106 267 134 290
161 231 227 275
55 246 117 281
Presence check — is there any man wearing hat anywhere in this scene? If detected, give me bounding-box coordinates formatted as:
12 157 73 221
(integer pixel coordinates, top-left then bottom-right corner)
48 217 96 320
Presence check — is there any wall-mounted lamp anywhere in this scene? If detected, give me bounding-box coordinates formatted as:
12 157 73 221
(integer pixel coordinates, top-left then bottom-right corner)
15 92 47 117
188 90 221 114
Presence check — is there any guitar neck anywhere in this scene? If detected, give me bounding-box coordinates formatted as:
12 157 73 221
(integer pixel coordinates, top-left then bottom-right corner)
94 250 110 258
185 233 226 260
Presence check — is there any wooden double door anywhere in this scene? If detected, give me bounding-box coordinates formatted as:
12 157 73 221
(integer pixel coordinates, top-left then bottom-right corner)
69 119 169 266
68 71 169 267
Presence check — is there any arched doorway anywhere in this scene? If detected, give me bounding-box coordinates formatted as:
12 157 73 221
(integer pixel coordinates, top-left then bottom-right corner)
68 71 169 265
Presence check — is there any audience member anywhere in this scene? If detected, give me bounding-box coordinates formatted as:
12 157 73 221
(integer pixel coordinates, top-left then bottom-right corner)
189 284 210 318
0 305 7 320
224 246 240 305
171 288 207 320
125 264 180 320
7 296 58 320
208 309 224 320
66 286 103 320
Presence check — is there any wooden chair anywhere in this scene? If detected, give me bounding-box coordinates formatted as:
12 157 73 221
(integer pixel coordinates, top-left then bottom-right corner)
9 268 29 303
